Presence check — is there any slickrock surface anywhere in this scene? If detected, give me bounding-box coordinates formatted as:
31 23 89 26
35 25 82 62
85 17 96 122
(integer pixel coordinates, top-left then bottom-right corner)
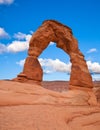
0 80 100 130
0 81 97 106
0 105 100 130
94 81 100 103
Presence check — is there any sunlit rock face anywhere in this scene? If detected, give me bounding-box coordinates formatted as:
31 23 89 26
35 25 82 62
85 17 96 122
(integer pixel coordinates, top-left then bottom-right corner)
14 20 93 88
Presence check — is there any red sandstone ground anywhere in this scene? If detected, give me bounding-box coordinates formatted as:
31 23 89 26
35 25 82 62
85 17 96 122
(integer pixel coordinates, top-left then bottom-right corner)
0 80 100 130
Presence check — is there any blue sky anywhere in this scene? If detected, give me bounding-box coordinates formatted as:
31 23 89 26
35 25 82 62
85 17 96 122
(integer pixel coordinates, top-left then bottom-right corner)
0 0 100 81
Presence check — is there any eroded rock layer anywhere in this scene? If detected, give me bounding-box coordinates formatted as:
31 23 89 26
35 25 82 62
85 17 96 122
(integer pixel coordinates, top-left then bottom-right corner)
14 20 93 88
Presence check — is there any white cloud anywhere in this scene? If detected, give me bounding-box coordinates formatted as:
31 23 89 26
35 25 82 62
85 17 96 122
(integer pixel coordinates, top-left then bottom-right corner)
7 40 29 53
29 30 34 34
25 34 32 41
87 61 100 74
87 48 97 53
0 0 14 5
39 58 71 74
16 58 71 74
0 31 32 53
92 74 100 81
16 58 100 81
16 59 25 66
0 27 9 39
0 43 7 54
14 32 27 40
14 32 32 41
49 42 55 45
16 58 100 76
7 33 32 53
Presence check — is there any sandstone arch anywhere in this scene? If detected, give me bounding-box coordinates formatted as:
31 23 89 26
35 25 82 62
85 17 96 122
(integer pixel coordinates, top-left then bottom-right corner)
14 20 93 89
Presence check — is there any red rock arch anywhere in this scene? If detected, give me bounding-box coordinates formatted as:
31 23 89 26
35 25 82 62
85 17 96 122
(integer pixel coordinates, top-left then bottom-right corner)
14 20 93 88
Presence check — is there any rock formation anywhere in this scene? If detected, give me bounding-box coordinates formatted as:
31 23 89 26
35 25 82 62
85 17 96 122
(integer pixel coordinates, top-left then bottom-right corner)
0 80 100 130
1 20 99 130
14 20 93 89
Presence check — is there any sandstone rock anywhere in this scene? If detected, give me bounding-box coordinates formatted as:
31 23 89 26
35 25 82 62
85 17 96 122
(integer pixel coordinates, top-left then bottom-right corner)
13 57 43 85
95 88 100 103
0 81 97 106
0 81 100 130
94 82 100 103
14 20 93 89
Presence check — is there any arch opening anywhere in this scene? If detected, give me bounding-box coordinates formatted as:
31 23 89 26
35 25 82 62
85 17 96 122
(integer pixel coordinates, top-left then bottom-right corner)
38 42 71 81
14 20 93 89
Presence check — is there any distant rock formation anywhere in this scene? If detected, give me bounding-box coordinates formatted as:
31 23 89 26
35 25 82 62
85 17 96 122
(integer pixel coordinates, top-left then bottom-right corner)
13 20 93 89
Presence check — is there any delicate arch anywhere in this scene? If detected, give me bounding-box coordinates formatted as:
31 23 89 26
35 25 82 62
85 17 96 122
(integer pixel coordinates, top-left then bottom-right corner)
14 20 93 88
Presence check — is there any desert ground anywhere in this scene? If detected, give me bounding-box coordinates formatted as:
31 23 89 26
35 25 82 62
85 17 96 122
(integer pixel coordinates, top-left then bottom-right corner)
0 80 100 130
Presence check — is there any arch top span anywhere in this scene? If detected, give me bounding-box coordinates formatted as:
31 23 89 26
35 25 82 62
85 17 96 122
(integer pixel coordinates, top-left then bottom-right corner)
14 20 93 89
28 20 77 57
42 20 73 33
